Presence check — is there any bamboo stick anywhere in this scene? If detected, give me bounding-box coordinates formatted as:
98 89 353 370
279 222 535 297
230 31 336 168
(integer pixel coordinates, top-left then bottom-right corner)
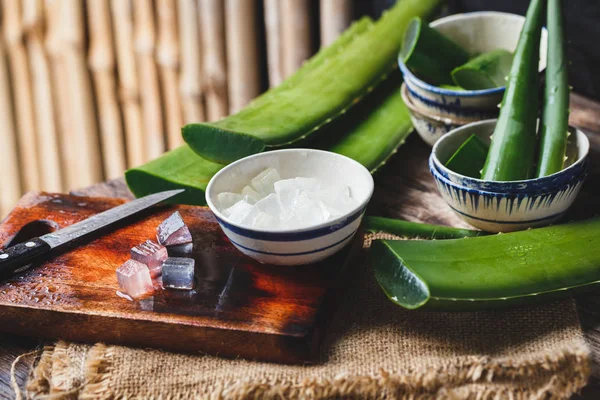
23 0 63 192
110 0 145 167
225 0 261 113
198 0 228 121
54 0 103 189
157 0 184 149
2 0 41 191
320 0 353 46
177 0 205 123
263 0 283 87
133 0 165 159
0 34 23 216
44 0 73 186
280 0 313 78
87 0 127 179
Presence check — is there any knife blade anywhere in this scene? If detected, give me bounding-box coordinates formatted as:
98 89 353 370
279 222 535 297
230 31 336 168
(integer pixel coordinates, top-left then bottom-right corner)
0 189 184 279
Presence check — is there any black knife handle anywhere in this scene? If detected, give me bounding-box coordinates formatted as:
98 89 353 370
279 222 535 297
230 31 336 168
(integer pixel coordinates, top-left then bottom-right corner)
0 238 51 279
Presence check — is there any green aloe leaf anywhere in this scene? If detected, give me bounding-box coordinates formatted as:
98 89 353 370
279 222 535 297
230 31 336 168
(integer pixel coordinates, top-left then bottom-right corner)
365 216 486 239
183 0 441 164
371 218 600 310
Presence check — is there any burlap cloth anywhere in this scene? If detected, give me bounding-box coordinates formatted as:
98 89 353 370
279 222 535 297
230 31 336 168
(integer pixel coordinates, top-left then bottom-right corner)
25 233 591 399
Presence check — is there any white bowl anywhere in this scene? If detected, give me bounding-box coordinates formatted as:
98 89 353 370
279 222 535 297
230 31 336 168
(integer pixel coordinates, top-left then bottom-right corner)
429 120 589 232
205 149 374 266
399 12 548 122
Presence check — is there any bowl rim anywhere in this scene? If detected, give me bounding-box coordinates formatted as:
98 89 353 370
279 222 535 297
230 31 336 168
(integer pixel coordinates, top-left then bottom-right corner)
400 83 478 125
205 148 375 234
428 155 587 197
430 119 590 186
398 11 545 97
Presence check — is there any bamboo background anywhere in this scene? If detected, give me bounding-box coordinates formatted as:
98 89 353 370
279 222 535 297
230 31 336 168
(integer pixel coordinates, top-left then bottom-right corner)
0 0 356 217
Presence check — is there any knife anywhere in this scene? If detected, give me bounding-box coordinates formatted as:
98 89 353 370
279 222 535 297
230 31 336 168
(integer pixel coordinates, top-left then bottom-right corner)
0 189 184 279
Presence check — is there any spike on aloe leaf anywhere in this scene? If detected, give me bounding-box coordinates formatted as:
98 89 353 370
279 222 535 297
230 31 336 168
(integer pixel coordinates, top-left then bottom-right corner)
365 216 487 239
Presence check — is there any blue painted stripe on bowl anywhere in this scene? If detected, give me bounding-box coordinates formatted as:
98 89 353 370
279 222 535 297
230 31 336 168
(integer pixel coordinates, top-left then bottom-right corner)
398 58 505 97
406 85 499 116
429 155 587 195
228 231 355 256
447 203 565 224
215 206 366 242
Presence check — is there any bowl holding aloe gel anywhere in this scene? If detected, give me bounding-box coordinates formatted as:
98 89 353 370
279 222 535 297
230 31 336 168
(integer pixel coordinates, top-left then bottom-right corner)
429 120 589 233
205 149 374 266
399 12 548 124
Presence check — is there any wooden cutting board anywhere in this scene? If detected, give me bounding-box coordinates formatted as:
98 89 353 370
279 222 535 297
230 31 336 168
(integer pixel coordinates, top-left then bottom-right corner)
0 192 359 364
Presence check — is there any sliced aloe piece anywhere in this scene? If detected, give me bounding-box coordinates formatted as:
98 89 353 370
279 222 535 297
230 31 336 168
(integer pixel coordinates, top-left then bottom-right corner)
312 75 413 172
444 134 489 178
371 218 600 311
536 0 570 177
400 17 470 85
365 216 486 239
481 0 545 181
451 49 514 90
125 146 222 205
183 0 441 164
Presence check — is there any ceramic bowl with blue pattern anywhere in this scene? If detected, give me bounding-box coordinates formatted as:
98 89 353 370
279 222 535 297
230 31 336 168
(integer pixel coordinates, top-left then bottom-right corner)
429 120 589 233
401 83 468 146
206 149 374 266
399 12 548 125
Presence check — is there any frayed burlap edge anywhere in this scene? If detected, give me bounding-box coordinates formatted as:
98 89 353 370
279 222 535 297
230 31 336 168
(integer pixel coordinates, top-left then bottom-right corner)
26 341 590 400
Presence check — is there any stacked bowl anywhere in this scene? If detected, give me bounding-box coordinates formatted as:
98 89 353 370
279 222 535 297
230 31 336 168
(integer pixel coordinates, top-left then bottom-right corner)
399 12 548 146
429 120 589 233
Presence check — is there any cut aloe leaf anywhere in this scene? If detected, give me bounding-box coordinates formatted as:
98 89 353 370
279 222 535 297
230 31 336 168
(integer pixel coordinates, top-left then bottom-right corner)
536 0 570 177
439 84 465 91
312 75 413 172
125 146 223 205
451 49 514 90
444 134 489 178
481 0 545 181
371 218 600 311
183 0 441 164
400 17 470 86
365 216 486 239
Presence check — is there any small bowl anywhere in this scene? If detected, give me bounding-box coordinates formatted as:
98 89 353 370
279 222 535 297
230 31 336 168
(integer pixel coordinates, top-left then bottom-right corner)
428 121 589 233
205 149 374 266
399 12 548 122
431 119 590 190
401 83 472 146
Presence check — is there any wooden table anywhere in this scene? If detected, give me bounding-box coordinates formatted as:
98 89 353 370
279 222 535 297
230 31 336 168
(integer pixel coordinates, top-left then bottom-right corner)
2 94 600 398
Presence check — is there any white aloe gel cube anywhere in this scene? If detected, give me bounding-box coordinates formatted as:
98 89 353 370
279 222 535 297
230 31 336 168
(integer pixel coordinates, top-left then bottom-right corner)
162 257 195 290
116 259 154 299
217 168 358 230
251 167 281 194
241 186 262 204
217 192 243 210
224 199 254 223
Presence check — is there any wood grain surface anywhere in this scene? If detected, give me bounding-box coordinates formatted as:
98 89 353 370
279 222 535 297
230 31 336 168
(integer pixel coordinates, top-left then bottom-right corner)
3 92 600 397
0 193 356 365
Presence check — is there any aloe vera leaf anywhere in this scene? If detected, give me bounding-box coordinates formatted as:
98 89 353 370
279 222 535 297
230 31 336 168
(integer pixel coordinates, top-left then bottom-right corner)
536 0 569 177
400 17 470 86
444 134 489 178
439 84 465 91
183 0 441 164
125 146 222 205
371 218 600 311
451 49 514 90
365 216 486 239
309 75 413 172
481 0 545 181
